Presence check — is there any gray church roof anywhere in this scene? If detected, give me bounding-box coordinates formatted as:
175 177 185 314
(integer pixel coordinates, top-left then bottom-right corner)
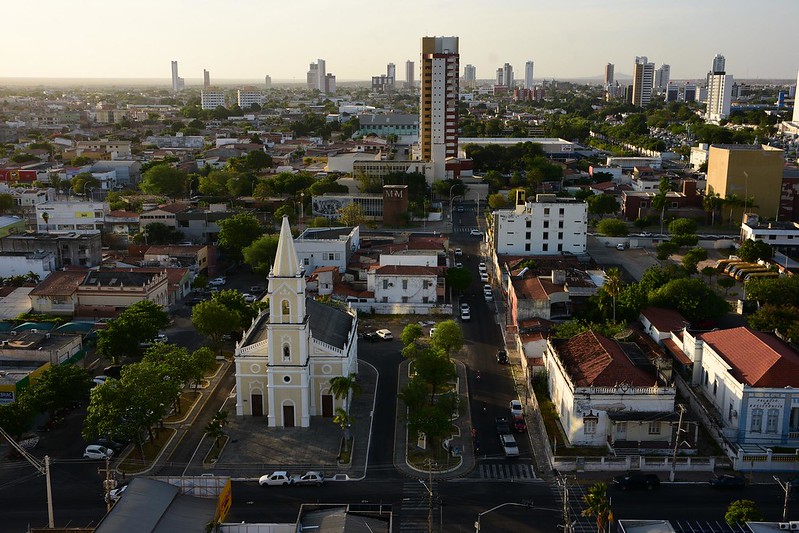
307 297 353 350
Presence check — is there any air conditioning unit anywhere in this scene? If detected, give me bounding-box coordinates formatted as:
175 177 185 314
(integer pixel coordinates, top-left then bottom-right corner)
10 331 17 336
30 329 38 334
779 523 790 530
789 522 799 530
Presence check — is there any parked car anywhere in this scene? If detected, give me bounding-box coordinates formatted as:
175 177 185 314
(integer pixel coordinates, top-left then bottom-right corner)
84 445 114 460
291 471 325 486
456 205 464 213
258 471 293 486
376 329 393 341
250 285 265 294
495 417 511 435
208 277 227 287
243 293 257 303
470 229 483 237
613 473 660 491
512 415 527 432
454 248 463 257
480 272 489 283
361 331 379 343
95 437 126 453
500 434 519 458
509 399 523 416
709 474 746 489
461 307 471 321
616 243 626 251
496 350 509 364
460 303 470 313
478 262 487 272
92 375 110 386
483 285 493 301
454 262 463 269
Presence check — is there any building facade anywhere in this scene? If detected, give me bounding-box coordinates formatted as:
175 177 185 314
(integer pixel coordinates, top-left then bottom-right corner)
405 60 415 88
420 36 459 179
234 217 358 426
490 194 588 255
632 56 654 107
36 201 108 235
237 87 263 109
201 89 226 111
524 61 534 90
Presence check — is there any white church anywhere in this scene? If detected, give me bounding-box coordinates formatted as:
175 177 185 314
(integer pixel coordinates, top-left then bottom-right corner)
234 217 359 427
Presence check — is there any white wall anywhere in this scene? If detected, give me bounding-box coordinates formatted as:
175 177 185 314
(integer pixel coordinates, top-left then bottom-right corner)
0 254 55 279
379 253 438 267
493 200 587 255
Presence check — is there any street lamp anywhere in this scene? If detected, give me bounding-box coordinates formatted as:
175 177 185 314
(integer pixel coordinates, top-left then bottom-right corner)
474 501 558 532
83 182 94 201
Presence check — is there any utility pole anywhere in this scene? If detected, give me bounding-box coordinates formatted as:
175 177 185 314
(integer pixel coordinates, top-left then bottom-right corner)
99 456 117 512
0 426 54 528
669 404 686 482
45 456 54 528
560 476 572 533
427 460 434 533
774 476 790 522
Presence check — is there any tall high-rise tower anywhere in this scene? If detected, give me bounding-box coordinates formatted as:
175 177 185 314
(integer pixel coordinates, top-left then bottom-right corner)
203 69 210 89
793 70 799 122
524 61 534 90
387 63 396 82
655 64 670 92
706 54 732 123
405 60 415 88
420 36 459 179
502 63 514 88
171 61 183 92
464 64 476 88
604 63 615 86
316 59 326 92
632 56 654 107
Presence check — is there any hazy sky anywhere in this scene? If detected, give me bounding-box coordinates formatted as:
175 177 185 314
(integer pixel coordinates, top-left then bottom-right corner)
3 0 799 83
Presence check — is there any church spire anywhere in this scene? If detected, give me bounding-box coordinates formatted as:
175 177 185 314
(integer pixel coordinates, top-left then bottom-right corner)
272 216 300 277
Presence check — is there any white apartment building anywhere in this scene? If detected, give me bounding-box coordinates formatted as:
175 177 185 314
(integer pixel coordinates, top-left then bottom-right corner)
370 265 438 304
740 214 799 252
420 36 459 180
294 226 360 273
35 201 109 234
237 87 263 109
0 251 56 279
490 194 587 255
201 89 226 111
706 73 733 123
524 61 534 90
632 56 654 107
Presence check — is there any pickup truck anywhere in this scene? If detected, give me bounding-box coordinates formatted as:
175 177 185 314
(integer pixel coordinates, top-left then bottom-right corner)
495 416 511 435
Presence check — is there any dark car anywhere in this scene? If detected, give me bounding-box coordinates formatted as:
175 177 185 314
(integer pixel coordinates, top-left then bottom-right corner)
495 417 511 435
496 350 508 364
103 365 123 379
361 332 379 343
709 474 746 489
95 438 126 454
613 473 660 491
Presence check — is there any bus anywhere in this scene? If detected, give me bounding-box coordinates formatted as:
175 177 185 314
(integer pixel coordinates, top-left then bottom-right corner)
715 258 739 271
744 271 780 282
723 261 749 275
727 262 758 277
734 266 770 281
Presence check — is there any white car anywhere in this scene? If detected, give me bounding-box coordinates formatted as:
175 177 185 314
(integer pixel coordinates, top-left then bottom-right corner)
461 308 471 321
470 229 483 237
480 272 489 283
483 284 493 301
92 375 110 386
208 277 227 287
454 262 463 269
500 434 520 458
105 484 127 503
454 248 463 257
243 293 257 303
509 399 523 416
460 303 470 313
376 329 393 340
84 445 114 460
478 262 487 272
259 471 293 486
292 471 325 486
616 243 626 251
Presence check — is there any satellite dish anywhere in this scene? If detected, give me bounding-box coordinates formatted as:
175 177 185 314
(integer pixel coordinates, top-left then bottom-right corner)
613 329 633 340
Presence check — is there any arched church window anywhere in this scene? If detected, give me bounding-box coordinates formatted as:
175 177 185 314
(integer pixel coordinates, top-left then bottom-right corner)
283 344 291 361
281 300 290 316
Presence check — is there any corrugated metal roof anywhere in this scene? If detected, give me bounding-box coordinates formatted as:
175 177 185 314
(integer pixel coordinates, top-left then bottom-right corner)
307 298 353 350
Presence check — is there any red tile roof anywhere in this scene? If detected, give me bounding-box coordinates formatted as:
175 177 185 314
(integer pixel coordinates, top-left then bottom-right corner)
374 265 437 276
106 210 140 219
29 270 87 297
554 331 657 388
154 203 190 214
663 338 692 365
512 276 564 301
641 307 688 333
700 327 799 387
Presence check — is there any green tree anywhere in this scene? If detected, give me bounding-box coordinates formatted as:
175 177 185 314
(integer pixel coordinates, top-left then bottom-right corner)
700 266 716 284
71 172 100 195
140 164 188 198
724 499 762 525
405 394 457 458
189 347 217 389
430 320 463 356
218 213 263 260
333 407 354 452
655 241 679 261
141 222 183 245
338 202 366 227
596 218 628 237
745 275 799 307
398 378 427 413
651 177 672 231
582 482 614 533
0 400 34 439
747 304 799 335
242 233 280 276
669 218 698 235
681 247 708 274
649 278 730 322
213 289 258 331
273 204 296 224
0 193 14 213
96 301 170 363
737 240 773 263
204 417 225 449
602 268 624 323
488 193 509 209
192 300 241 354
446 267 472 294
27 364 93 420
717 276 735 296
587 194 619 215
71 156 93 166
401 323 424 346
244 150 272 171
199 170 238 197
329 373 362 418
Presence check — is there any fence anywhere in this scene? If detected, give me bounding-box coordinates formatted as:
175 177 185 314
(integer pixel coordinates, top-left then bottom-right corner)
553 455 719 473
348 302 453 315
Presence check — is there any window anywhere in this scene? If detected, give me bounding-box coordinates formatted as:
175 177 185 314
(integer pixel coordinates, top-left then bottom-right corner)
402 296 408 303
525 232 531 240
544 208 550 215
558 244 563 252
402 279 408 290
558 232 563 240
750 408 763 432
559 208 564 215
559 220 564 229
542 243 549 252
525 244 531 251
543 220 549 228
543 232 549 240
303 258 310 266
766 409 779 433
423 280 430 289
328 253 335 261
713 380 717 396
381 296 388 303
648 422 661 435
584 418 597 434
526 220 531 228
281 300 290 316
283 344 291 361
422 296 429 303
382 280 389 290
671 202 678 208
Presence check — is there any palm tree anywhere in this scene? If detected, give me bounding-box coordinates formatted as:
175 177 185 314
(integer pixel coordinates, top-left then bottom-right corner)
702 192 721 226
603 268 624 323
582 482 614 533
724 194 745 225
329 373 362 417
24 271 40 284
333 407 354 453
204 419 224 449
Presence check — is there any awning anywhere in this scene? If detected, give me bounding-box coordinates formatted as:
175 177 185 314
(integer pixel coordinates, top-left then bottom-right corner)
663 338 692 365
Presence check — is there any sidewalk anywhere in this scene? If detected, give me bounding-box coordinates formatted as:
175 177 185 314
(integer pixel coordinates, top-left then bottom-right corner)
393 358 475 479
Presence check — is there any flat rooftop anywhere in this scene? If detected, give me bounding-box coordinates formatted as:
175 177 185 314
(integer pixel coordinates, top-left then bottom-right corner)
298 227 356 240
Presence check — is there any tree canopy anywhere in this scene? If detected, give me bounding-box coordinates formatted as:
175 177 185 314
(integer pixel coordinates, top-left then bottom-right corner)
648 277 730 322
218 213 264 260
243 233 280 276
96 301 170 363
596 218 628 237
139 164 189 198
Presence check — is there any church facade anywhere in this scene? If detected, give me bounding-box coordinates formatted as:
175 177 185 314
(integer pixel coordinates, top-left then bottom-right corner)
234 217 358 427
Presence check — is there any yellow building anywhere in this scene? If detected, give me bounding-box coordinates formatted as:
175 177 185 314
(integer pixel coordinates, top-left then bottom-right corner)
706 144 784 221
234 217 358 427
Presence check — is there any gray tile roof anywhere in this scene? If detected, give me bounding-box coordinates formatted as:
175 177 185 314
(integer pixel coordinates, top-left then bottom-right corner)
307 297 353 350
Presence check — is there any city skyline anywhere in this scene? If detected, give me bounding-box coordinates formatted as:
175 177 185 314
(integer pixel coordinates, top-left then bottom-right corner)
3 0 799 83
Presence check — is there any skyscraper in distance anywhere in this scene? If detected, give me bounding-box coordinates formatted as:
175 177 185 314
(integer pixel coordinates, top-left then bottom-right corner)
604 63 614 86
706 54 732 123
524 61 534 90
655 64 670 92
464 64 476 88
203 69 210 89
171 61 184 92
387 63 396 81
712 54 726 75
317 59 326 92
405 60 415 88
632 56 654 107
502 63 514 88
420 36 459 179
264 75 272 89
793 70 799 122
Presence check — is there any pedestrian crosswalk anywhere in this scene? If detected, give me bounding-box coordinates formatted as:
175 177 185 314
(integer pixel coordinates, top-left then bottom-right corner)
453 226 479 233
477 462 537 481
398 480 438 532
551 481 595 533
